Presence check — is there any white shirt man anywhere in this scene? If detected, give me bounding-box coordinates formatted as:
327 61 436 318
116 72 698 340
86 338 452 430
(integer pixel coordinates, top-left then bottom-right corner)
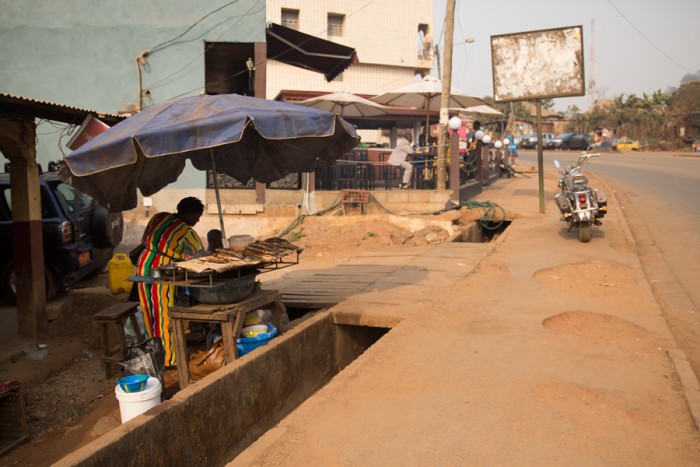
387 133 414 189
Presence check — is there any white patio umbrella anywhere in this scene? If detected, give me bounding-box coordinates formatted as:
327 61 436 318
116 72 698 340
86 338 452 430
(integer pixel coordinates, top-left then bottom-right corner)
296 92 388 118
456 104 504 116
372 75 486 143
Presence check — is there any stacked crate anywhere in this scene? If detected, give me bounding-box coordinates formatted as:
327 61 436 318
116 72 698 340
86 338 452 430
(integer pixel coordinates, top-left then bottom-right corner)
0 380 29 455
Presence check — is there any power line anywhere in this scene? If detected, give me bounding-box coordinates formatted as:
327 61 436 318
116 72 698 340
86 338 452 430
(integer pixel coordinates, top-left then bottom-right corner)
146 1 262 92
149 0 243 55
607 0 693 72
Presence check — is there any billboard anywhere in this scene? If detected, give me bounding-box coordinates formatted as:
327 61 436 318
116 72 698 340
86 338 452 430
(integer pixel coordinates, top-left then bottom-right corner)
491 26 585 102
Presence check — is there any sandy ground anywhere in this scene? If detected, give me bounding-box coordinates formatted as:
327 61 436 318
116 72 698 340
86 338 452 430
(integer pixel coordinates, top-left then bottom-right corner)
2 165 699 465
0 218 459 466
230 169 700 466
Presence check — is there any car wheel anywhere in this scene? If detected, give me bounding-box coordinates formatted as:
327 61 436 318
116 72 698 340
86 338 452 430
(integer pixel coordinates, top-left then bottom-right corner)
1 261 59 303
92 207 124 249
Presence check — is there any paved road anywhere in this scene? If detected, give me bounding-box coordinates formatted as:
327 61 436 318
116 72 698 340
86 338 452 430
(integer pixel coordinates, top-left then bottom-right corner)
520 149 700 308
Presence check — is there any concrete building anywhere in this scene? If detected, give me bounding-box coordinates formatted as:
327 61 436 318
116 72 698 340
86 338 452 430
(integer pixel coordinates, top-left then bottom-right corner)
1 1 433 204
265 1 434 98
1 1 442 249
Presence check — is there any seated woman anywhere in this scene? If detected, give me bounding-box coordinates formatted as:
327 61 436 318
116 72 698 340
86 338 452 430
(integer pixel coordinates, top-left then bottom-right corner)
135 197 205 367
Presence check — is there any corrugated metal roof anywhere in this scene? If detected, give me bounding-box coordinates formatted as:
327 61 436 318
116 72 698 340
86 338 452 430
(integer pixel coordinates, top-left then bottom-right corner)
0 93 125 126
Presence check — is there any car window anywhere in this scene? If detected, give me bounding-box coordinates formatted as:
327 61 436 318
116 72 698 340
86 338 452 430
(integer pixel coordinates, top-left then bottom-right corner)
3 188 53 219
54 182 95 214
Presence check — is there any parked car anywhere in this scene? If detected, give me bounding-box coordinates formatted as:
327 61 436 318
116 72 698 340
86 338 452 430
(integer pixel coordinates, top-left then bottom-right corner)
612 138 640 151
546 133 592 150
520 133 555 149
0 167 124 301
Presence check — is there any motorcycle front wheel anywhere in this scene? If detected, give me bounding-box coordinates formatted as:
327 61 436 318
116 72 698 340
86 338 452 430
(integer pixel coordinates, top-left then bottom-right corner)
578 222 592 243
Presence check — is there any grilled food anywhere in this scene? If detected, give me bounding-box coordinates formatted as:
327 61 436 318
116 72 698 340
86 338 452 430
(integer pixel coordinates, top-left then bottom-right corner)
213 248 261 263
264 237 303 252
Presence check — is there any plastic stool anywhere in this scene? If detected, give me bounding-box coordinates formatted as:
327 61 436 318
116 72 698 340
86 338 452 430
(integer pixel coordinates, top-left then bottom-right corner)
93 302 143 378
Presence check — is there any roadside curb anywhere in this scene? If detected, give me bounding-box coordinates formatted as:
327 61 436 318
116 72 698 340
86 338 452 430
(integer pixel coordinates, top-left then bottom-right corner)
606 176 700 430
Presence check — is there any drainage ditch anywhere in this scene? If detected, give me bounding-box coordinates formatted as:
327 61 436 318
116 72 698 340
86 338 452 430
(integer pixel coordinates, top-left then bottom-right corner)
64 312 391 466
454 220 512 243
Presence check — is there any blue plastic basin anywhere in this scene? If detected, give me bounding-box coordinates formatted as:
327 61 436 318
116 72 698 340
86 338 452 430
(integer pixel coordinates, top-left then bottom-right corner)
236 324 278 357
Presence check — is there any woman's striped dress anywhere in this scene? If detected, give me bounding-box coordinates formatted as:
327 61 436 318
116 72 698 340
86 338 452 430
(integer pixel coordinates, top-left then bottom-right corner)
136 212 203 367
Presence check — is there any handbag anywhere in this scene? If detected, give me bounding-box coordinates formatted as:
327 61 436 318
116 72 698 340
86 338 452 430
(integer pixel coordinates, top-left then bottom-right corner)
188 339 226 381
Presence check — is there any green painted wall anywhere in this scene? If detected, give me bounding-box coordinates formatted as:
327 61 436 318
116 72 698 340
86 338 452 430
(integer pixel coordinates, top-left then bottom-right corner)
0 0 265 188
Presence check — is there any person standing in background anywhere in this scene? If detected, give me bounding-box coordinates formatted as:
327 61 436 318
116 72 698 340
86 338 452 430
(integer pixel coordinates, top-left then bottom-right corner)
136 197 205 367
468 121 485 183
388 132 414 189
507 135 519 166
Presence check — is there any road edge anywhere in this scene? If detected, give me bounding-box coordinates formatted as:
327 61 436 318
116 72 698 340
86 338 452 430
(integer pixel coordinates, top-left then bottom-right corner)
603 175 700 429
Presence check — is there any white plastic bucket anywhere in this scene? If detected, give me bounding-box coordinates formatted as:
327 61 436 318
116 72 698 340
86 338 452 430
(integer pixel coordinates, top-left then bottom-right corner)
114 377 162 423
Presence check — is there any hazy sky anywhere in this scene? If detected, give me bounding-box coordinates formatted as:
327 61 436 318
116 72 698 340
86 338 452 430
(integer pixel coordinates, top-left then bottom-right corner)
434 0 700 111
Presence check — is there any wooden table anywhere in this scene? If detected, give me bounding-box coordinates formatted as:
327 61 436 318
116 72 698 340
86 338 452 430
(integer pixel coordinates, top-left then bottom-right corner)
170 289 286 389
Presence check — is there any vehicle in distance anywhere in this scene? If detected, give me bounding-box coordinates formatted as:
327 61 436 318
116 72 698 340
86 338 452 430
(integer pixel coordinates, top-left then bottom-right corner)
546 133 593 150
0 167 124 301
520 133 555 149
612 138 640 151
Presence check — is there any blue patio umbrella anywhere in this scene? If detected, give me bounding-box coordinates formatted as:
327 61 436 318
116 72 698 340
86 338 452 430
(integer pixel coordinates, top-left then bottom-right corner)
59 94 359 240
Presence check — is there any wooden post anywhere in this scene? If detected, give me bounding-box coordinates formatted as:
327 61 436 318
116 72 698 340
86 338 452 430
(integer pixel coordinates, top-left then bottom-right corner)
436 0 456 191
449 128 460 203
0 119 47 338
254 41 267 206
536 100 545 214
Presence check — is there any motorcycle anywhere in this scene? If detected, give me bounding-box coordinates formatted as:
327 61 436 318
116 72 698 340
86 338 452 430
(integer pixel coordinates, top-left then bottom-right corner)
553 152 608 243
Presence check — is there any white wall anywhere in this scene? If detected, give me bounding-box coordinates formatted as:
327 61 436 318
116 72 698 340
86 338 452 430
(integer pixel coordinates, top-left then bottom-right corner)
265 0 434 99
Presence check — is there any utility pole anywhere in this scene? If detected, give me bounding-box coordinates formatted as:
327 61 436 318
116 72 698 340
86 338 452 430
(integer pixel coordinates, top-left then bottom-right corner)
436 0 456 190
434 44 441 79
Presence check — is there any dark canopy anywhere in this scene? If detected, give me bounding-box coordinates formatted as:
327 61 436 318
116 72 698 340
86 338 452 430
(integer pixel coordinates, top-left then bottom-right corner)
266 23 358 82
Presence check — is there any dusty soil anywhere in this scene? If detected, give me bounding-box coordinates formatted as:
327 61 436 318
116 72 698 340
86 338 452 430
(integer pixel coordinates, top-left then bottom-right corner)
0 217 462 466
2 193 697 465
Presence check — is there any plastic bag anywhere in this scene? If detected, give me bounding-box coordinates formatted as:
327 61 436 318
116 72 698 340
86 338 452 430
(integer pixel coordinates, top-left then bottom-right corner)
120 337 165 387
123 306 146 346
243 308 272 326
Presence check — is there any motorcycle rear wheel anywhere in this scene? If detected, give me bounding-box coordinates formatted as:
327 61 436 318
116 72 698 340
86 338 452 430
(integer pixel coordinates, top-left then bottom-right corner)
578 222 592 243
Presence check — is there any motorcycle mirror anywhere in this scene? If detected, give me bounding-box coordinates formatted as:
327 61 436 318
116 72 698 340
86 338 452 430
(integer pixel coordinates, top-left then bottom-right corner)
554 160 560 169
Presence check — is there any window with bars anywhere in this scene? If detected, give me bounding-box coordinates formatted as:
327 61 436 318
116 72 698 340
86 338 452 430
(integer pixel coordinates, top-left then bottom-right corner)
281 8 299 30
327 13 344 37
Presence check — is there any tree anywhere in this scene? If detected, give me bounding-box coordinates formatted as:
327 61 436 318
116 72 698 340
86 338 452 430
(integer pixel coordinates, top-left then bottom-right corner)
541 99 555 110
680 70 700 85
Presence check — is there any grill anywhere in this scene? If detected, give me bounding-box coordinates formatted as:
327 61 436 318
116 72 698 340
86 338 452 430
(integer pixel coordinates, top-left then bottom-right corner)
153 237 302 304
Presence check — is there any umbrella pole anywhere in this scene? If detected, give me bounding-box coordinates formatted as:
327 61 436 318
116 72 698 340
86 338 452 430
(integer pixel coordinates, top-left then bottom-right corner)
210 150 228 248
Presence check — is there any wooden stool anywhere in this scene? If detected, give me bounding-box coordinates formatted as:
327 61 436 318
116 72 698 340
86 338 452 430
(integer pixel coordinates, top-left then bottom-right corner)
93 302 144 378
170 289 286 389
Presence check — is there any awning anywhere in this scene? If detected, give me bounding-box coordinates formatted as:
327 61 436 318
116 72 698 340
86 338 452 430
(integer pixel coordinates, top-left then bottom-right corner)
265 22 358 82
